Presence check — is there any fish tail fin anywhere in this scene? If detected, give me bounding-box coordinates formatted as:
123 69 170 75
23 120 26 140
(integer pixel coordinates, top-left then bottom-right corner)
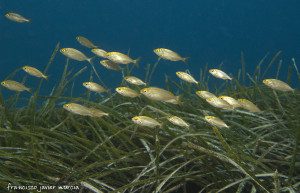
133 57 141 67
44 75 49 80
87 56 96 64
176 95 183 105
26 88 32 94
182 57 189 64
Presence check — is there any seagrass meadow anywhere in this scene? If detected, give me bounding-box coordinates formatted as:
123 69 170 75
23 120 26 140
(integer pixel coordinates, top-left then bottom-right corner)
0 43 299 193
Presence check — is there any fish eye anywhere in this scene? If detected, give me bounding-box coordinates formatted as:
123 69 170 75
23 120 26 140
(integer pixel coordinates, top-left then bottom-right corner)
1 82 5 85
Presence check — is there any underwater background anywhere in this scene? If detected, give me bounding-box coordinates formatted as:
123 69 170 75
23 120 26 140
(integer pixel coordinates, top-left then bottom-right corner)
0 1 300 193
1 0 299 92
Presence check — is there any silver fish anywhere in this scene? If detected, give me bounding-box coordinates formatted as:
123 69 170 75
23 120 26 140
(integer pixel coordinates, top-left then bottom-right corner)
105 52 139 65
1 80 30 92
238 99 261 113
218 96 241 108
22 66 48 79
209 69 232 80
63 103 92 116
88 107 109 117
153 48 187 63
205 116 229 128
263 79 294 92
206 97 233 110
60 48 92 63
167 115 189 128
124 76 146 86
140 87 180 104
116 87 140 98
196 90 216 99
176 71 198 84
99 60 121 71
5 12 30 23
132 116 161 128
76 36 97 49
83 82 106 93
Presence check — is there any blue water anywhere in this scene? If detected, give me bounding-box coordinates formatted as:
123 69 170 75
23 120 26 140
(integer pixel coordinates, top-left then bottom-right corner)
1 0 299 96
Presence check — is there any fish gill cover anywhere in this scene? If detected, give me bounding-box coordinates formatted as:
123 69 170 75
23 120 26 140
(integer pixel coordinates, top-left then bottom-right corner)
0 1 299 193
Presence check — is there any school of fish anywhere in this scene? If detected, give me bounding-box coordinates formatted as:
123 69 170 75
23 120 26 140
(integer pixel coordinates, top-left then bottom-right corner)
1 12 297 130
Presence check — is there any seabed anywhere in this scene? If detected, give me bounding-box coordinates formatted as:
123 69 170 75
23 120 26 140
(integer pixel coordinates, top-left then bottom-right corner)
0 44 299 193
